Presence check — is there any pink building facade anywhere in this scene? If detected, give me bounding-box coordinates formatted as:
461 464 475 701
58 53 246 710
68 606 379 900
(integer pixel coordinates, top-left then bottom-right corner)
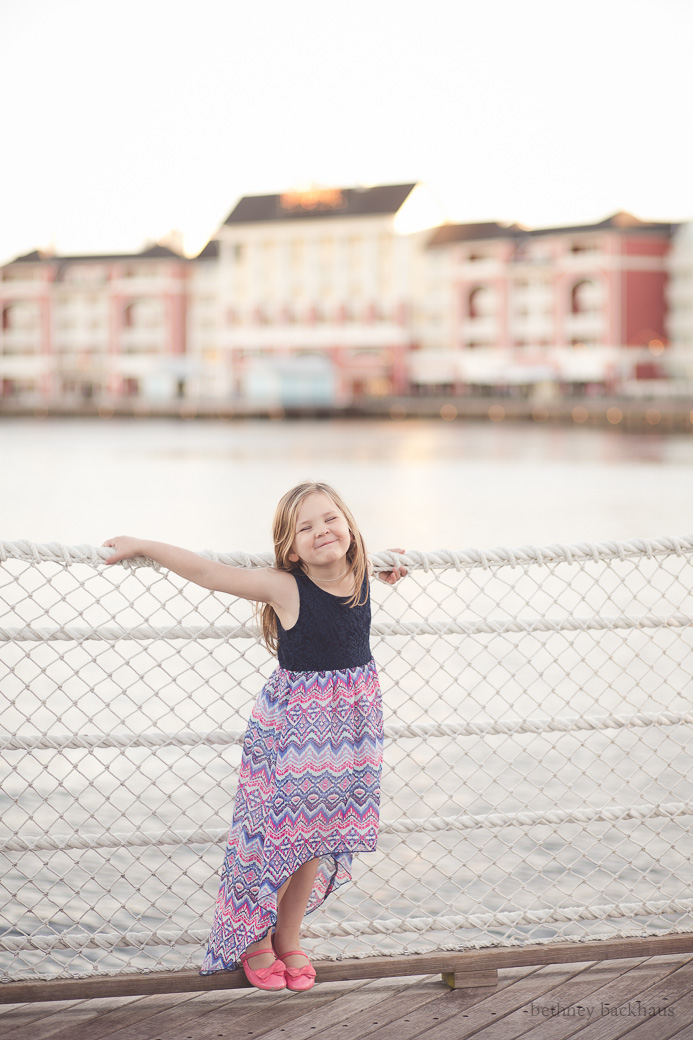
0 246 187 404
415 212 673 396
0 188 680 408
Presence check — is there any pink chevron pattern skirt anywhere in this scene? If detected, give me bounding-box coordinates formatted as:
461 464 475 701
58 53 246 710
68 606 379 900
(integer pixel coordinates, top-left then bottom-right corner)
199 657 383 974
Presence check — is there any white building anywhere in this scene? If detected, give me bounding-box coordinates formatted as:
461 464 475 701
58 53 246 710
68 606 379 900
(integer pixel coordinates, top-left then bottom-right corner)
203 182 445 406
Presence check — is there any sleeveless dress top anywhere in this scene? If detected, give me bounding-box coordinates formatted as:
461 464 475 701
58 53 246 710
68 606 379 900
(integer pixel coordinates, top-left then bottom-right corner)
276 569 372 671
199 565 383 975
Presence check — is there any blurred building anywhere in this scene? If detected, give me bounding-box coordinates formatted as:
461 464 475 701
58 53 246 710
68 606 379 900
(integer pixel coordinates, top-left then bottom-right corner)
0 185 686 409
0 245 187 403
667 221 693 384
187 183 443 407
415 212 675 398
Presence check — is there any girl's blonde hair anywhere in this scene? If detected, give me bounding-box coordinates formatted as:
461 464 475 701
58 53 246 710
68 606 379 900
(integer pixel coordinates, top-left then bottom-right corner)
253 481 369 656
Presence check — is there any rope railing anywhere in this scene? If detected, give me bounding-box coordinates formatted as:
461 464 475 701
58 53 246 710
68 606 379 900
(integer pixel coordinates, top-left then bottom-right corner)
1 535 693 982
4 798 693 855
3 612 693 644
4 704 693 754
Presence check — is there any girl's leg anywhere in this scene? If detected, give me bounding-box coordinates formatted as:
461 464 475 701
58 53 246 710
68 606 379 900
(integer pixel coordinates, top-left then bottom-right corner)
244 858 320 969
273 857 320 968
243 874 292 968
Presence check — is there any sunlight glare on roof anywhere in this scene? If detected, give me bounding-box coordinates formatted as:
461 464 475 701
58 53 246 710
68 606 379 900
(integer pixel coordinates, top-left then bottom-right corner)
393 184 447 235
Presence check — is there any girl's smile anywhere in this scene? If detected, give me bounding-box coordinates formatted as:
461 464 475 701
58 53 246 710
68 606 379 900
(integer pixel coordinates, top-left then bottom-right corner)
289 492 352 576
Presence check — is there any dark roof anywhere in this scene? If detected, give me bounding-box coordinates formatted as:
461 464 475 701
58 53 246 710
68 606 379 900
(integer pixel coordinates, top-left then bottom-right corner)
427 211 677 248
194 239 220 260
138 244 185 259
529 211 677 237
224 183 418 224
428 222 524 247
2 244 185 268
8 249 54 263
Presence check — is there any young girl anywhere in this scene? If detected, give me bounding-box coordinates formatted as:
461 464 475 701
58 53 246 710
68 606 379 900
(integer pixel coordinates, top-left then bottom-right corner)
103 480 406 993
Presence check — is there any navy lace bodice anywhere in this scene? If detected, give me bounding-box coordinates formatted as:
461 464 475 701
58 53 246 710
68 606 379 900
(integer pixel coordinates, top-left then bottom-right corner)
276 569 372 671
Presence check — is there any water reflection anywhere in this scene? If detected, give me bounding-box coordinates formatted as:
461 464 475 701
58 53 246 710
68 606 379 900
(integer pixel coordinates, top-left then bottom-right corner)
2 417 693 551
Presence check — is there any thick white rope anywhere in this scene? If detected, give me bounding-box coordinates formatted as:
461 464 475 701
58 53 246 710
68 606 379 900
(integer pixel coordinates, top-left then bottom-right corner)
2 613 692 644
3 897 692 954
3 707 691 753
3 921 689 982
3 921 692 982
3 799 691 854
1 534 692 572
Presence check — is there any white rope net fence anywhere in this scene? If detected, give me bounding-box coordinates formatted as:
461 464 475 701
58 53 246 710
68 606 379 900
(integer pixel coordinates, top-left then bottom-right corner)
1 535 693 982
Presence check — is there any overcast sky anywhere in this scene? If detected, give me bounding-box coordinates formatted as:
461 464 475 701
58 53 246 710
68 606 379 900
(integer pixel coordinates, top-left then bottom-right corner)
1 0 690 265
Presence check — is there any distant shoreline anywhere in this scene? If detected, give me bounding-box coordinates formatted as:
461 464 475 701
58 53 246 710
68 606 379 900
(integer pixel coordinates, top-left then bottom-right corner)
1 395 692 431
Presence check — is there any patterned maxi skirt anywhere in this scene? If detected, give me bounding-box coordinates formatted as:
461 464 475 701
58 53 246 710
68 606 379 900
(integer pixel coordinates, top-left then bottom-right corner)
199 657 384 974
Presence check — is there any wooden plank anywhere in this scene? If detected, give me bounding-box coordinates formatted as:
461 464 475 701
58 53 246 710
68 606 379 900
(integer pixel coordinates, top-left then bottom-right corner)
77 988 291 1040
3 996 171 1040
259 974 469 1040
361 961 600 1040
0 995 194 1040
0 999 89 1036
442 969 500 989
585 959 693 1040
447 957 693 1040
38 986 289 1040
443 935 693 973
4 936 693 1006
462 957 655 1039
142 976 390 1040
0 951 487 1003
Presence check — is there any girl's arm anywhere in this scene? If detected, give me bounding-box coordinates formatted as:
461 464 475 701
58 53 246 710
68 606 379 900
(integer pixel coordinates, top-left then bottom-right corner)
102 537 285 603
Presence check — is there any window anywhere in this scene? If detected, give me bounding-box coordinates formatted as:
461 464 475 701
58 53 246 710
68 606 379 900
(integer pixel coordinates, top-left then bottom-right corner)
2 266 40 282
124 264 158 279
124 299 165 328
262 241 275 270
348 236 362 269
2 302 40 330
290 240 304 266
319 238 333 265
570 241 600 255
468 286 495 319
570 280 602 315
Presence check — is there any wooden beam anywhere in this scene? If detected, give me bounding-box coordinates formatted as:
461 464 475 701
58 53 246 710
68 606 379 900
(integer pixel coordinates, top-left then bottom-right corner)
3 933 693 1003
442 968 499 989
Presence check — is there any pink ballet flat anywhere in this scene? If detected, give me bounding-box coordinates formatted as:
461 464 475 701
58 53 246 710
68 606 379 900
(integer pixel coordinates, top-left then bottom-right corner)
272 945 316 992
240 948 287 991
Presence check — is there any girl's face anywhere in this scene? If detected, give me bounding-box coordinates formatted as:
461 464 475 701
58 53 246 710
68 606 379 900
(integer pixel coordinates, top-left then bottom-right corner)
289 492 352 567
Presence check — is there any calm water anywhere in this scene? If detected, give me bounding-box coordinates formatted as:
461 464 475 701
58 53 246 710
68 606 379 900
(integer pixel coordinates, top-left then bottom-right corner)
2 417 693 979
2 415 693 550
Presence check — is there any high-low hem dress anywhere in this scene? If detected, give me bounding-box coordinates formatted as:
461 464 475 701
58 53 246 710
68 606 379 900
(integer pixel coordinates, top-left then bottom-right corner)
199 568 383 975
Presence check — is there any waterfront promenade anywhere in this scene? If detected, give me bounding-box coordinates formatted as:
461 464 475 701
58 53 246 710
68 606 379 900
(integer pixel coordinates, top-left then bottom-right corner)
1 394 693 432
2 954 693 1039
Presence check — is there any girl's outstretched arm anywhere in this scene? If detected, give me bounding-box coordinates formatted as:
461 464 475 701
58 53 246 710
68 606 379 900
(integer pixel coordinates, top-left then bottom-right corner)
102 537 285 603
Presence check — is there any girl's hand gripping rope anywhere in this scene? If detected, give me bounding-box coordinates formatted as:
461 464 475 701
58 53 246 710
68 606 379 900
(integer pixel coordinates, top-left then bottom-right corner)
376 548 407 585
102 536 146 564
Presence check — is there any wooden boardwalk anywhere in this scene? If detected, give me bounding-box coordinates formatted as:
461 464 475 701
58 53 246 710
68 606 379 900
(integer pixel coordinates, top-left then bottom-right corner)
2 954 693 1040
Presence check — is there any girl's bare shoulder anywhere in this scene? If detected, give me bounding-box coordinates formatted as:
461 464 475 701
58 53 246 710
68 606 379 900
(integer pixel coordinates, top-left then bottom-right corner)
265 568 300 629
